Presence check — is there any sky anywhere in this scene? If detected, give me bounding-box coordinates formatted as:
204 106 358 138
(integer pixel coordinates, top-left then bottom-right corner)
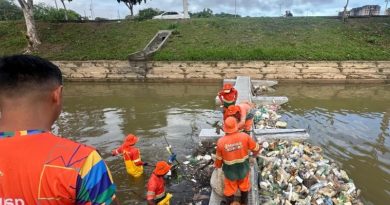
32 0 389 19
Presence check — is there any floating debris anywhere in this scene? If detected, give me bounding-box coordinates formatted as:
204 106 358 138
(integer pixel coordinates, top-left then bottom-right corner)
254 105 287 129
253 85 276 95
257 140 363 205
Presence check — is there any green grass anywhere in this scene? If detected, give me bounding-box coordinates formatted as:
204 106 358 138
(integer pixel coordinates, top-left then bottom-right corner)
1 17 390 60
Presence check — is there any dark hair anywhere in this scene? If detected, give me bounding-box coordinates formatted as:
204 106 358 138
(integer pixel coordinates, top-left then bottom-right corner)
0 55 63 96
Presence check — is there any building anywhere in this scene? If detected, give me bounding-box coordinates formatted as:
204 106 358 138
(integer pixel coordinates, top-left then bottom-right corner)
350 5 381 16
386 8 390 15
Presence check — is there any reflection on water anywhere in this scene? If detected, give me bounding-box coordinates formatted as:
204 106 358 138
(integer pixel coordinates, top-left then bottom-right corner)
56 82 389 205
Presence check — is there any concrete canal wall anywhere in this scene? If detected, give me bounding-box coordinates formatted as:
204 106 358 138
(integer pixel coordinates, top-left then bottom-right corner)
55 61 390 83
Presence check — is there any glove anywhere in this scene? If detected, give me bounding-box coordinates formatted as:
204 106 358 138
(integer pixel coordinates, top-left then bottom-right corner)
168 153 177 164
143 162 149 166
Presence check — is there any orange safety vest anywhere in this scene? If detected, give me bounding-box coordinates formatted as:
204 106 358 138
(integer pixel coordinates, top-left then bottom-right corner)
0 132 94 205
215 132 259 180
113 145 144 177
146 173 166 202
218 88 238 107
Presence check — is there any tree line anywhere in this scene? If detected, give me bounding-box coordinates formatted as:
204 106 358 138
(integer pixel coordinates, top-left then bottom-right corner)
0 0 81 21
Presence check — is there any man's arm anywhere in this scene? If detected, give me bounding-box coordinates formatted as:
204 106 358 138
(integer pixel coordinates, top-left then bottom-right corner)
247 135 261 156
133 149 144 166
214 142 223 168
233 89 238 101
237 106 247 129
217 91 224 103
77 151 116 205
112 146 123 156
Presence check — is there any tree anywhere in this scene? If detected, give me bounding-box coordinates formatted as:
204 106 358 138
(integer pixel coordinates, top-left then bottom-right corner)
190 8 214 18
385 0 389 13
0 0 23 20
59 0 70 21
17 0 40 52
342 0 350 23
136 8 162 21
117 0 146 16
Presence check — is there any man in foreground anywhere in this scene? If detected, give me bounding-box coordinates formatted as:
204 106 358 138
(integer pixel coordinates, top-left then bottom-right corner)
0 55 116 204
215 117 261 205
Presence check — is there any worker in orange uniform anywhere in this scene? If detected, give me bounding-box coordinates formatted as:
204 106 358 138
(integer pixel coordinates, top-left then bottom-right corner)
225 102 256 134
146 161 173 205
218 83 238 111
0 55 116 204
215 117 261 205
112 134 146 177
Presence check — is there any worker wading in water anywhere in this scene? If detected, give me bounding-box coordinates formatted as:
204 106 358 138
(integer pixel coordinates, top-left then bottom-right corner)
112 134 146 177
215 117 261 205
146 161 173 205
218 83 238 113
225 102 256 134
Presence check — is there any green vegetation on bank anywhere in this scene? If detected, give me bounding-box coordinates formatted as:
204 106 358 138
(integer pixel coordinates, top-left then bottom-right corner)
1 17 390 60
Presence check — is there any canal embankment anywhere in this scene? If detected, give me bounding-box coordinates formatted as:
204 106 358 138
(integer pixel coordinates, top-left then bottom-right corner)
55 60 390 83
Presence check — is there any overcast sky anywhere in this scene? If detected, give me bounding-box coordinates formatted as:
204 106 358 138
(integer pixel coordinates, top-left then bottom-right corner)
32 0 389 19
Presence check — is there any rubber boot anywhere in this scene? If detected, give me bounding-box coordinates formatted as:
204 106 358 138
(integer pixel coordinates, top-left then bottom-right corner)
240 191 248 205
220 195 235 205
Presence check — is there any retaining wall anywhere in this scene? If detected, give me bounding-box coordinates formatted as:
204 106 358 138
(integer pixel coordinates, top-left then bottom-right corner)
54 61 390 83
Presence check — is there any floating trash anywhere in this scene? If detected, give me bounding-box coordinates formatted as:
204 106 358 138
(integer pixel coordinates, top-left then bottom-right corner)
254 105 287 129
257 140 363 205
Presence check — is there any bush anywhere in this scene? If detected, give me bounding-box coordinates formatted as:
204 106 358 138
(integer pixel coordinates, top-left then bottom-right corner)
215 12 240 18
137 8 163 21
0 0 23 20
190 8 214 18
34 3 81 21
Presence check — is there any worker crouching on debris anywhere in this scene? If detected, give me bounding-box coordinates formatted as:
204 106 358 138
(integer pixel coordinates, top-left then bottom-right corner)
225 102 256 134
146 161 173 205
218 83 238 111
112 134 146 177
215 117 261 205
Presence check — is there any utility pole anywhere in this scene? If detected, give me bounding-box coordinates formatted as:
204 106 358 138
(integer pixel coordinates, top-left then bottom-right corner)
235 0 237 18
183 0 189 18
90 0 94 20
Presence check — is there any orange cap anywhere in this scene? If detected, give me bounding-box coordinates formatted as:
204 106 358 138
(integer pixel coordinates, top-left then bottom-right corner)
223 117 239 134
226 105 241 116
223 83 233 91
124 134 139 146
153 161 172 175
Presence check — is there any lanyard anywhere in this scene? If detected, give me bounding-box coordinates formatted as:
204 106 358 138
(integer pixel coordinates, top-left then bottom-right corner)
0 130 47 139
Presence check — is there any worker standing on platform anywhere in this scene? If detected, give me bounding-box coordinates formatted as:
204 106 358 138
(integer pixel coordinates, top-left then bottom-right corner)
146 161 173 205
112 134 146 177
215 117 261 205
218 83 238 112
0 55 116 204
225 102 256 134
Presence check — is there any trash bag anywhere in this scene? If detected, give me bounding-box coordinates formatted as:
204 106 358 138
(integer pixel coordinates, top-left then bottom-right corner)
210 168 225 197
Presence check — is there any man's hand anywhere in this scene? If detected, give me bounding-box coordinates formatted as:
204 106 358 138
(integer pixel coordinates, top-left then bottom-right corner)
168 153 177 164
249 157 257 166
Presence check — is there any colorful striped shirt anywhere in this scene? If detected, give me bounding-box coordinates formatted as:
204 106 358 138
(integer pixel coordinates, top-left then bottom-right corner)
0 130 116 205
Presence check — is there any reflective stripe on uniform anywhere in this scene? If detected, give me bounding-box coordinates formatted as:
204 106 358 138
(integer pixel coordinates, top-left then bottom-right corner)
223 155 249 165
253 143 260 152
133 158 141 163
147 191 156 196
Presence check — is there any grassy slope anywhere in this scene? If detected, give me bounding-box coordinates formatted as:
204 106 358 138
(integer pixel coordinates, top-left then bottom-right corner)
1 17 390 61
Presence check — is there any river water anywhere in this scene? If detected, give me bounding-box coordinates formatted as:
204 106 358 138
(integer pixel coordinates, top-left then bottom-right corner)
55 82 389 205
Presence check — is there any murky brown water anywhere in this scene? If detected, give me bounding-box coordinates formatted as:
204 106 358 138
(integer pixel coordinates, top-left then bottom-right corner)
55 82 389 205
